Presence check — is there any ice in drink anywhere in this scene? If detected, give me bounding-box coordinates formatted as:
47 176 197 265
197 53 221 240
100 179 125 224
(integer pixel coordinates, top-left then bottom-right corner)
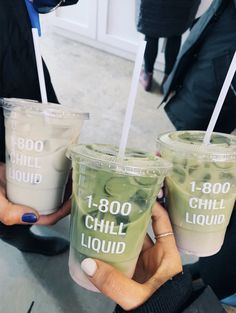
158 131 236 256
68 144 172 291
1 98 89 214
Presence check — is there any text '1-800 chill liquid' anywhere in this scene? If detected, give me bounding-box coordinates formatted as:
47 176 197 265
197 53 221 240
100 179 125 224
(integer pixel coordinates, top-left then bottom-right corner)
67 144 172 292
1 98 88 214
158 131 236 257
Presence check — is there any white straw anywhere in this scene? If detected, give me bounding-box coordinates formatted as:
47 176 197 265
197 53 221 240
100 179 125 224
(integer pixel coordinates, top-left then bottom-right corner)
31 28 48 103
118 40 147 158
204 51 236 145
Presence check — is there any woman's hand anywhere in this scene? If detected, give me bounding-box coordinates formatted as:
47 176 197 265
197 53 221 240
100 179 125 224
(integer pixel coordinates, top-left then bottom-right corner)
81 202 182 311
0 162 71 225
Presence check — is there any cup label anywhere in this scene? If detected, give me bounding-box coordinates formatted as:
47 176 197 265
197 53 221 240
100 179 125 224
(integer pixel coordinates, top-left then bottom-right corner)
7 135 44 185
11 136 44 152
164 177 236 231
80 195 131 254
185 181 231 227
71 161 162 266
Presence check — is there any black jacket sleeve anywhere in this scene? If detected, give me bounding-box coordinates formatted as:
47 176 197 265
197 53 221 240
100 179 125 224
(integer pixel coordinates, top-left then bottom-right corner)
114 272 193 313
182 286 227 313
0 107 5 163
113 272 227 313
0 1 59 163
61 0 79 6
32 0 79 10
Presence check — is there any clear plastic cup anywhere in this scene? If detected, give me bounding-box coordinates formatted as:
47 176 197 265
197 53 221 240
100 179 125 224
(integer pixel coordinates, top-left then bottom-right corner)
1 98 89 214
157 130 236 257
67 144 172 292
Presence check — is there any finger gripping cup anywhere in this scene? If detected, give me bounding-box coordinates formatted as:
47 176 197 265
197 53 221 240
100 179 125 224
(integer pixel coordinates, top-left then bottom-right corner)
67 144 172 292
157 131 236 257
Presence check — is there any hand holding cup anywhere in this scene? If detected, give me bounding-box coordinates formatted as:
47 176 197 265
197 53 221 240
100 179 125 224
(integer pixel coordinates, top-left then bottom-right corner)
0 161 71 225
80 202 182 311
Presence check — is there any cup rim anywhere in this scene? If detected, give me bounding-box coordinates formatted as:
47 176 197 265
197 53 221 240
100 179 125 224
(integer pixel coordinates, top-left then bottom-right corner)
0 98 89 120
67 144 172 177
157 130 236 161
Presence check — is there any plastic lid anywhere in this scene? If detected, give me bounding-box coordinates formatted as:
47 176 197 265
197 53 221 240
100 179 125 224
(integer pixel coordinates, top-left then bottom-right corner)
157 131 236 161
67 144 172 177
0 98 89 120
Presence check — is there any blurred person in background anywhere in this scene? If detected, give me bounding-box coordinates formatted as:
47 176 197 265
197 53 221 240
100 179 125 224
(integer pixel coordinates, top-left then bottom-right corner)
162 0 236 304
0 0 78 256
137 0 200 92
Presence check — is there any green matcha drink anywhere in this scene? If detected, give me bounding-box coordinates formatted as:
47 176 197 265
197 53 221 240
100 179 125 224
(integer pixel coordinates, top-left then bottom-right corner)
158 131 236 257
67 144 171 292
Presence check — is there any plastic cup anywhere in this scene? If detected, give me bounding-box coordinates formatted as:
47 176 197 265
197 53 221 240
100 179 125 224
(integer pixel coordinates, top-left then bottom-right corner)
157 130 236 257
67 144 172 292
1 98 89 214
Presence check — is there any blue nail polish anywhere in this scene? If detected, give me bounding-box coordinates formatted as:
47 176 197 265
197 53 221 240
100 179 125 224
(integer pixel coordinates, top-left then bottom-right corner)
22 213 37 223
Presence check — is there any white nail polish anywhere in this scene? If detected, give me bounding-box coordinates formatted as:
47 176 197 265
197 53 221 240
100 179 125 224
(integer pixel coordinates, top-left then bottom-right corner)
81 258 97 277
157 189 163 199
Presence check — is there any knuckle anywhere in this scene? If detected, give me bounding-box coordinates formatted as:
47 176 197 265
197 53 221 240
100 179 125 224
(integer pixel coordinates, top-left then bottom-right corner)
96 268 124 296
122 287 151 311
2 203 20 225
100 268 116 289
48 219 57 225
167 255 182 274
1 214 13 226
121 297 143 311
148 275 163 289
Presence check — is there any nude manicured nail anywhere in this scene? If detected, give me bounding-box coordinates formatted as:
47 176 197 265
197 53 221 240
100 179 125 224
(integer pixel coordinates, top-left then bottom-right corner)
81 258 97 277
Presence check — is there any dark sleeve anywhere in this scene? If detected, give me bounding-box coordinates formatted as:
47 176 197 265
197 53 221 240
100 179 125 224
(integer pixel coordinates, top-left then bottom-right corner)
181 286 227 313
60 0 79 6
0 106 5 163
114 272 193 313
33 0 79 9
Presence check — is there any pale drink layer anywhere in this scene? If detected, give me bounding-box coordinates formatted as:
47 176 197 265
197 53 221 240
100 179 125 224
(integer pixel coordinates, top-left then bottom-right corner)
3 100 87 214
159 131 236 256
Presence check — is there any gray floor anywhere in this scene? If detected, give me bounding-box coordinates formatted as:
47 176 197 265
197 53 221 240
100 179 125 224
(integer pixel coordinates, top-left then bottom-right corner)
0 26 197 313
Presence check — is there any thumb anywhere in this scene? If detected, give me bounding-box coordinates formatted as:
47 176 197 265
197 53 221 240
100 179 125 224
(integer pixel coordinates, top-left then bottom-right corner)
0 198 39 225
81 258 152 311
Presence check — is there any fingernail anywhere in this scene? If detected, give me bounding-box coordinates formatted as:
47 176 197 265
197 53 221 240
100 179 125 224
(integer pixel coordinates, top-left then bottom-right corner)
21 213 38 223
81 258 97 277
157 189 163 199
